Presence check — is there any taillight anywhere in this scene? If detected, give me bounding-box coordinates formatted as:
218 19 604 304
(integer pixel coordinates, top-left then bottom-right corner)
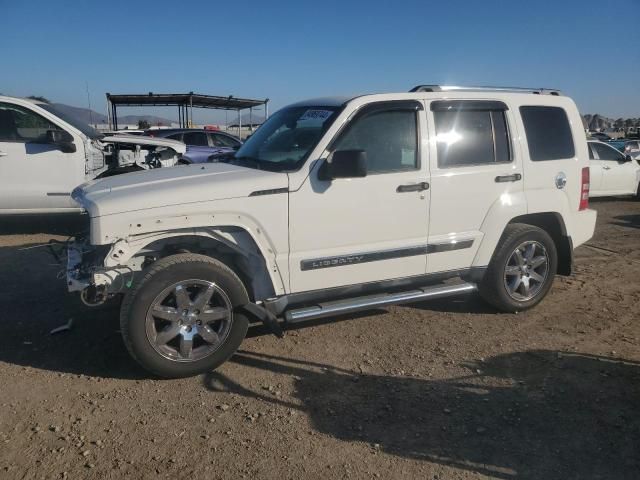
579 167 590 211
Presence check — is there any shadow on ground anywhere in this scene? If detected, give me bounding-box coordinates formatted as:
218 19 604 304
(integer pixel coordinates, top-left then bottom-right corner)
613 214 640 230
0 240 145 379
205 350 640 480
0 214 87 236
0 238 484 378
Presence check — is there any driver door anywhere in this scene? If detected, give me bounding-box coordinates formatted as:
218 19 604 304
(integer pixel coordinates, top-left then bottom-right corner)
288 101 430 293
0 102 84 212
590 141 637 195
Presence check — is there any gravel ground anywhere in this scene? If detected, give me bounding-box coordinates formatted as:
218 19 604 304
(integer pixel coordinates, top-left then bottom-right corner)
0 199 638 480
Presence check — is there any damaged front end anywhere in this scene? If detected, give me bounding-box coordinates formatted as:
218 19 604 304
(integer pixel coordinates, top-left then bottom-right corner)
66 236 145 307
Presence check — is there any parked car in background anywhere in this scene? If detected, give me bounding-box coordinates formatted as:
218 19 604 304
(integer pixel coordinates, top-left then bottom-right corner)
588 140 640 198
623 140 640 160
144 128 242 163
0 96 186 215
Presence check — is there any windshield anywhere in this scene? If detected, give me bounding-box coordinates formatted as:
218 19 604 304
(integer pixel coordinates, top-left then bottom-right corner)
233 106 340 171
39 103 103 139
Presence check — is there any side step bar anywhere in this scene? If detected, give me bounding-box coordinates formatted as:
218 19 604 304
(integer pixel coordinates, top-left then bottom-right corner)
284 282 477 324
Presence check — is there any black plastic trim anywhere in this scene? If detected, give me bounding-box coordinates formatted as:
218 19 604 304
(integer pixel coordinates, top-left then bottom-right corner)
300 240 474 271
301 245 429 271
249 188 289 197
426 240 474 253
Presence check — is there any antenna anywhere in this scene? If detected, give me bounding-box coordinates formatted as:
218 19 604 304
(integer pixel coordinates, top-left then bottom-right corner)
85 81 94 127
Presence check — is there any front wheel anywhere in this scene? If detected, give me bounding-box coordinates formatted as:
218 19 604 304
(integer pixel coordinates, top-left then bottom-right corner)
479 224 557 313
120 254 249 378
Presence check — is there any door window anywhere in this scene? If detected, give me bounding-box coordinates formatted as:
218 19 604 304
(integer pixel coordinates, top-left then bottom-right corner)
0 102 60 143
331 106 419 173
210 133 240 148
520 106 575 161
433 108 511 168
592 142 625 161
182 132 208 146
166 133 183 141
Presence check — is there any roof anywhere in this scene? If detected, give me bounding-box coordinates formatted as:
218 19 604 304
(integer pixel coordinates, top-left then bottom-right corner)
106 92 268 110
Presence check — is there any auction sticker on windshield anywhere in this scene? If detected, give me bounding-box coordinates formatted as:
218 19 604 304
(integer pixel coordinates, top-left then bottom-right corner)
299 109 334 121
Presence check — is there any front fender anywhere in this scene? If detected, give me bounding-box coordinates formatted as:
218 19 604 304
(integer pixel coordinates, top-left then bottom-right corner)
93 195 289 295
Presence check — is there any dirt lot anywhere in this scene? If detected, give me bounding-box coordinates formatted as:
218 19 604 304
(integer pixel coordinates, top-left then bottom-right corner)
0 200 638 480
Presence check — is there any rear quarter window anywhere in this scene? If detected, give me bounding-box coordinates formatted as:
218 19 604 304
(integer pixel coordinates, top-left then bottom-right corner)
520 106 575 161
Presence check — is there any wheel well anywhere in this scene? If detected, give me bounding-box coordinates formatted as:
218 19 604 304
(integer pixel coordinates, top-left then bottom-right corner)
133 232 276 301
508 213 572 276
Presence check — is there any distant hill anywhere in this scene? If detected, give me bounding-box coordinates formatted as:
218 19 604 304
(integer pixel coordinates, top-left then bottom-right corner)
51 103 176 127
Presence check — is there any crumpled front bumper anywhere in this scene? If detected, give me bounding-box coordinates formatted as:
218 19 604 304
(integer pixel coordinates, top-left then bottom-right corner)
66 238 94 292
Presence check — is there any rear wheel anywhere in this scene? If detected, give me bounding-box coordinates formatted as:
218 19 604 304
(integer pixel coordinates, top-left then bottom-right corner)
120 254 249 378
480 224 557 313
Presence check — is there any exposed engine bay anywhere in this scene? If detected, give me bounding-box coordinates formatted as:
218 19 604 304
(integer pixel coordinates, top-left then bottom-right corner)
90 135 187 177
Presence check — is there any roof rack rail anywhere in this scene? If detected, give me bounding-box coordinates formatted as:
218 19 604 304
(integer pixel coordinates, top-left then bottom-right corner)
409 85 563 96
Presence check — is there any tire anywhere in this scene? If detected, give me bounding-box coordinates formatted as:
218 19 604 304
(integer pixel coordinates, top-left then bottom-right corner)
120 253 249 378
479 223 557 313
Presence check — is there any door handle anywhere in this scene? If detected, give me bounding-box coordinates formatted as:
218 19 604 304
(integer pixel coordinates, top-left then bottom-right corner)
397 182 429 192
495 174 522 183
0 151 7 157
602 165 611 170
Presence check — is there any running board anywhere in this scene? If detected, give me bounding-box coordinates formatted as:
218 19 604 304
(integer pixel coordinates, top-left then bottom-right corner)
284 282 477 324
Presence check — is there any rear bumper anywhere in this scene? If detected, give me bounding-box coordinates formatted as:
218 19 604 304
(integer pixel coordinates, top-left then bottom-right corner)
572 209 597 248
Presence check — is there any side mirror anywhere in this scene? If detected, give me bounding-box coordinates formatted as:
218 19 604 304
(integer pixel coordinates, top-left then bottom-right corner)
319 150 368 180
624 154 633 162
46 129 76 153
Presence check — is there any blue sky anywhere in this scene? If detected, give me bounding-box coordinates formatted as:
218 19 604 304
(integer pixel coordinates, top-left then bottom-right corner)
1 0 639 123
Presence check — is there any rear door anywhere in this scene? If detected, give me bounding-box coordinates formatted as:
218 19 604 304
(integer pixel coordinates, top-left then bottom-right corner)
425 99 522 273
182 131 211 163
517 104 584 214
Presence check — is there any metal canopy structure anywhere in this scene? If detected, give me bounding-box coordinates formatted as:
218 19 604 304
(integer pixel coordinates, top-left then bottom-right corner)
106 92 269 132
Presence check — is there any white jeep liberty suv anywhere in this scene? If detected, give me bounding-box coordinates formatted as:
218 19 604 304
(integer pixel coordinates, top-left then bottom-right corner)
67 85 597 378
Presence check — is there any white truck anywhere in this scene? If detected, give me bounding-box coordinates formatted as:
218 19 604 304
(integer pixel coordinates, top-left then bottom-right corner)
0 96 186 214
66 85 597 378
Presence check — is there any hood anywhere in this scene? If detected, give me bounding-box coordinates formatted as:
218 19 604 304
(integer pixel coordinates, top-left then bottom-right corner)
74 162 289 217
100 135 187 154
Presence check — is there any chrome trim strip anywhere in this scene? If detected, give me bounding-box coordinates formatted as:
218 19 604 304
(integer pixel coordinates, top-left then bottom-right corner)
300 240 473 271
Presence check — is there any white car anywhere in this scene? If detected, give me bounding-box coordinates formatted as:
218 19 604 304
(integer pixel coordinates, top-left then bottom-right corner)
0 96 186 215
588 140 640 198
67 85 597 378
